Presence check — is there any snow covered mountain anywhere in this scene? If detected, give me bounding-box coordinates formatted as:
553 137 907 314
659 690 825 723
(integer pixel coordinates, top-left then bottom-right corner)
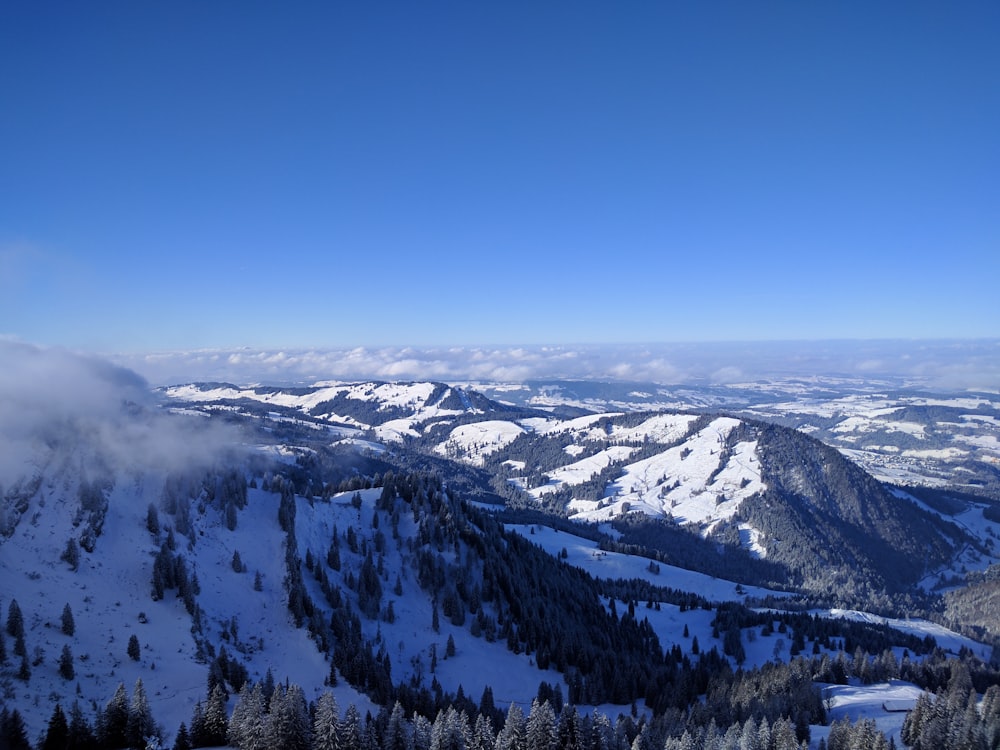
162 380 994 599
3 354 1000 748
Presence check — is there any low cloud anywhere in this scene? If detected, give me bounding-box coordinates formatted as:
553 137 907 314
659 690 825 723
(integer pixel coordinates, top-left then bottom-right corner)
110 339 1000 391
0 340 242 489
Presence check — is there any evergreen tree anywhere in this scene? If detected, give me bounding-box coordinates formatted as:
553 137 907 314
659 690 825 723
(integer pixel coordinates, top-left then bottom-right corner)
414 714 434 750
265 684 311 750
188 702 207 749
128 633 141 661
472 714 495 750
556 705 581 750
6 599 23 638
59 643 75 680
16 653 29 681
67 700 98 750
41 704 69 750
226 500 238 531
61 602 76 636
341 705 362 750
127 678 156 749
173 722 191 750
588 712 614 750
496 703 527 750
328 540 342 571
1 708 32 750
312 690 341 750
100 683 130 749
431 706 471 750
61 537 81 570
147 503 160 536
526 701 557 750
202 684 229 746
384 701 409 750
0 629 6 665
229 681 267 750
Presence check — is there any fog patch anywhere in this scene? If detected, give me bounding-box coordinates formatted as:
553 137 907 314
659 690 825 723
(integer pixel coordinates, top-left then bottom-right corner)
0 340 242 489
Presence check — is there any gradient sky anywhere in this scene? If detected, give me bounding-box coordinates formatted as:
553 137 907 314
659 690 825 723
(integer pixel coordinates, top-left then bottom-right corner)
1 2 997 353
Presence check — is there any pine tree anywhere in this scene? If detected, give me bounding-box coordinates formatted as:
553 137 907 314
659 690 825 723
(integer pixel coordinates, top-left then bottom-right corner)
413 714 433 750
59 643 75 680
265 684 311 750
526 700 556 750
203 684 230 746
323 538 341 573
188 702 207 749
229 681 267 750
557 705 581 750
0 629 6 665
1 708 32 750
128 633 141 661
472 714 495 750
16 653 29 681
67 700 98 750
588 712 614 750
312 691 341 750
173 722 191 750
496 703 527 750
40 704 69 750
341 705 362 750
126 678 155 749
431 706 471 750
384 701 409 750
61 537 81 570
147 503 160 535
6 599 24 638
100 683 130 749
61 602 75 636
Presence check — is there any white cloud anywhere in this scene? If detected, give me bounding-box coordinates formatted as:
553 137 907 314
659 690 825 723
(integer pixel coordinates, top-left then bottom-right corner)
0 341 242 489
107 339 1000 390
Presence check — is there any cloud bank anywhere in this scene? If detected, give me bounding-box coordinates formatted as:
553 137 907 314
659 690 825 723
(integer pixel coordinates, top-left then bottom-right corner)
110 339 1000 391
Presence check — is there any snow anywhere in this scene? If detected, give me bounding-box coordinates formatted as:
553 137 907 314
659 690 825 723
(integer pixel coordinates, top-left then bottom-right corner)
738 523 768 558
817 609 991 659
292 490 573 713
901 447 968 460
434 420 526 465
608 414 698 443
569 417 765 527
811 680 925 748
164 382 466 439
505 523 791 603
537 445 637 496
0 469 221 741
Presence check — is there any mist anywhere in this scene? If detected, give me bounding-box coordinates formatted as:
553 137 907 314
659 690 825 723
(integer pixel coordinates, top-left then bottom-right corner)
0 340 243 490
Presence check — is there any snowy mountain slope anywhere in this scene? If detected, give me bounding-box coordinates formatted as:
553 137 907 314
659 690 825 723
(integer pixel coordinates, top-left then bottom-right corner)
162 381 988 599
470 377 1000 498
571 417 765 526
3 372 997 748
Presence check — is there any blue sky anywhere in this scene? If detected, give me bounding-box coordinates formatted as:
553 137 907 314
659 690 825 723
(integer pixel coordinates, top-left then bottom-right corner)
1 2 997 354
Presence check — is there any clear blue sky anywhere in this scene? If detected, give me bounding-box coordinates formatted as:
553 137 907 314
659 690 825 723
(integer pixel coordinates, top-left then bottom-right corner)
1 1 997 353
